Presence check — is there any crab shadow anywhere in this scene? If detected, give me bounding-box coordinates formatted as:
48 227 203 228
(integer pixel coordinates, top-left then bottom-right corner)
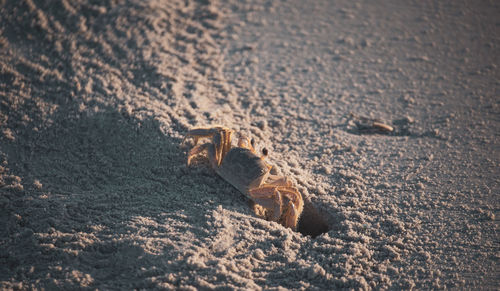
0 106 252 288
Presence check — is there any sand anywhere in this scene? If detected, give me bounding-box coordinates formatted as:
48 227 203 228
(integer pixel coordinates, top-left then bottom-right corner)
1 0 498 289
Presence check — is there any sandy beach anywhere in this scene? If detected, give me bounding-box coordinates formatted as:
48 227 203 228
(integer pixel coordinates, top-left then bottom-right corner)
1 0 498 289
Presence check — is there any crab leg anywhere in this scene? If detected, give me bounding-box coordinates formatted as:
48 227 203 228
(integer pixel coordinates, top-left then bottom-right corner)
183 128 216 145
276 186 303 230
249 186 283 221
187 143 212 166
221 129 233 165
213 128 233 166
184 127 233 166
249 185 304 227
266 175 293 187
283 200 300 229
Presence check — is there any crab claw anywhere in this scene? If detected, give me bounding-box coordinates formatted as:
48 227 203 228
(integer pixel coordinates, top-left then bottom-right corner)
282 200 300 230
249 186 283 222
184 127 233 167
249 185 304 230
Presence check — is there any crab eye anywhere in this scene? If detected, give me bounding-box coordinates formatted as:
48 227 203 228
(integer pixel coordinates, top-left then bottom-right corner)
262 148 268 156
250 138 255 147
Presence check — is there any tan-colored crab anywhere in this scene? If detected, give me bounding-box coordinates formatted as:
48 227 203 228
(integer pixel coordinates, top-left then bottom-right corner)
184 126 304 230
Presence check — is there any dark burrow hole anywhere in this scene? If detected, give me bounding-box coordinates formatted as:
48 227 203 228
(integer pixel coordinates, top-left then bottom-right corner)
297 198 330 238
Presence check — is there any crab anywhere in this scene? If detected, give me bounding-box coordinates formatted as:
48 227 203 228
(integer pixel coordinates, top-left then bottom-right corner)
183 126 304 230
